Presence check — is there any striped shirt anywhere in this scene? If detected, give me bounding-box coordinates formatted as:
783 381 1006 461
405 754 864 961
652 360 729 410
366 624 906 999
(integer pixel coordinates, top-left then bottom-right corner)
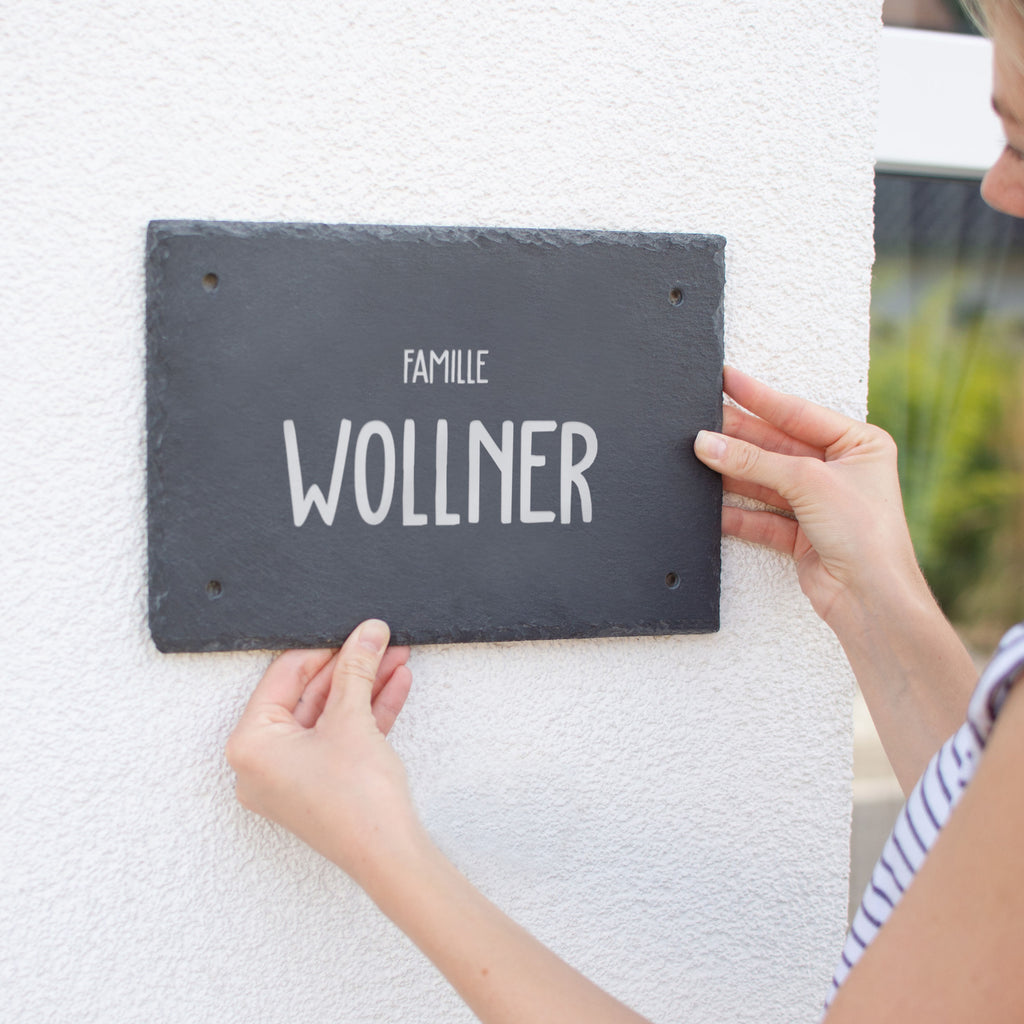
825 621 1024 1014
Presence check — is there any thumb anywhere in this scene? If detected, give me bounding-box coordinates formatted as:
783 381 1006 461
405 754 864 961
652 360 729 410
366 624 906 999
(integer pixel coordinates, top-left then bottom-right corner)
325 618 391 716
695 429 809 500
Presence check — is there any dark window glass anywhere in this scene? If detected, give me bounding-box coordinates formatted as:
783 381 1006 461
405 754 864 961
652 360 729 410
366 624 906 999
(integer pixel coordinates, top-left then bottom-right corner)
870 172 1024 648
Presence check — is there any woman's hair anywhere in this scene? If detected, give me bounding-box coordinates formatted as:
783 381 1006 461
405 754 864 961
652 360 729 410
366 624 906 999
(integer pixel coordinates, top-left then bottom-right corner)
962 0 1024 72
961 0 1024 36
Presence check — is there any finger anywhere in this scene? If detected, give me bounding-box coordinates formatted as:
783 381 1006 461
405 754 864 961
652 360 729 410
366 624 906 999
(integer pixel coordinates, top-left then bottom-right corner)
723 366 856 451
372 663 413 737
372 645 411 702
293 650 341 728
323 619 391 718
722 505 800 558
716 406 812 510
695 429 815 501
242 648 338 718
295 645 410 728
722 404 823 461
720 474 794 514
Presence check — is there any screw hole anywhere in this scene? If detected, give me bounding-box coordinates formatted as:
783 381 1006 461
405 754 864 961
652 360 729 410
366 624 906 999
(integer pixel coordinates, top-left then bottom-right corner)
202 273 219 292
665 571 680 590
669 287 683 306
206 580 223 600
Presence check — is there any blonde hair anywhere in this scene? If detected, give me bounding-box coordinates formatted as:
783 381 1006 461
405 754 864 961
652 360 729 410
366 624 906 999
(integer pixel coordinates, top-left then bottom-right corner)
960 0 1024 35
962 0 1024 74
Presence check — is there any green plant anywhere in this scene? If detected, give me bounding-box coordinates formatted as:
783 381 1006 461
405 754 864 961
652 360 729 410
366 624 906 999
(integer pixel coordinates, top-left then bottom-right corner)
869 267 1024 636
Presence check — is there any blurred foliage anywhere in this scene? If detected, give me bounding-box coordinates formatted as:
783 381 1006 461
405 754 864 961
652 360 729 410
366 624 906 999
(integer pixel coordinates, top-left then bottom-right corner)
869 266 1024 644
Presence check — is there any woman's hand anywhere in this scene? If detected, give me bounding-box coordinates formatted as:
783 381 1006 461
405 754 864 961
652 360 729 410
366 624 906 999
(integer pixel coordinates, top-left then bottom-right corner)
226 624 655 1024
694 365 918 625
225 620 425 895
695 367 976 791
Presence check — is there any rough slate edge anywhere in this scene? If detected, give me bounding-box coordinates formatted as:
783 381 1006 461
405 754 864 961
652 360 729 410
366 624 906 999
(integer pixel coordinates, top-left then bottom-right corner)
146 217 726 255
153 615 722 654
145 220 726 652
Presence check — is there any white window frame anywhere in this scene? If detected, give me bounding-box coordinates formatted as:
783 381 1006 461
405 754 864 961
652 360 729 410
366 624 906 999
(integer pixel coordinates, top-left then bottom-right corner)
877 26 1002 178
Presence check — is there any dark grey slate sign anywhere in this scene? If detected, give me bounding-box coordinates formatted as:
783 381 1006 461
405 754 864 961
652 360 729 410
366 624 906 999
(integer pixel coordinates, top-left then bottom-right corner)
147 220 724 652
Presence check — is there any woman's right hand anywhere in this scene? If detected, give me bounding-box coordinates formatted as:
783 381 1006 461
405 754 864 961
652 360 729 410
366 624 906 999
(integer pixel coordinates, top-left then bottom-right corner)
694 365 920 627
225 620 425 898
695 366 976 791
226 623 656 1024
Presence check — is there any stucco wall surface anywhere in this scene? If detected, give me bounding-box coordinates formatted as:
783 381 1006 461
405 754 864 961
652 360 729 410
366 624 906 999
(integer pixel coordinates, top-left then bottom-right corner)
1 1 880 1022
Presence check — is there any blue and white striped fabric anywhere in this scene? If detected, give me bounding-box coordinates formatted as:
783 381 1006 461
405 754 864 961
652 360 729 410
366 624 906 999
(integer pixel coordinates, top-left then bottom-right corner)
825 621 1024 1014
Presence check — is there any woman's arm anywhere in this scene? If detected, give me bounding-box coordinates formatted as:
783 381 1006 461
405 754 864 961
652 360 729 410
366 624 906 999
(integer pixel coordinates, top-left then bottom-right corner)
824 679 1024 1022
694 367 977 792
372 840 653 1024
226 621 653 1024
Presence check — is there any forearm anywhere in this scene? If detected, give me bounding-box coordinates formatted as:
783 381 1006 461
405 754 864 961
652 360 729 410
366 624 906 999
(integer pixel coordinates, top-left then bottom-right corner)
826 565 976 793
364 833 654 1024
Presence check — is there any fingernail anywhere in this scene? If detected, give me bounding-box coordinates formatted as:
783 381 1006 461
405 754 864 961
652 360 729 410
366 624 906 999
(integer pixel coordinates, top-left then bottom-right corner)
695 430 728 461
357 619 389 653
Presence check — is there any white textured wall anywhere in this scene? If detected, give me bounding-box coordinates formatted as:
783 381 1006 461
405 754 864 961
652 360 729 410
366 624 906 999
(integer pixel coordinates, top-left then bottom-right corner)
1 2 879 1021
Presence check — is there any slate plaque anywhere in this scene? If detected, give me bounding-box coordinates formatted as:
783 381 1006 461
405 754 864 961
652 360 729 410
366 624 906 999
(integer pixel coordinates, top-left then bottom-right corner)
147 220 724 651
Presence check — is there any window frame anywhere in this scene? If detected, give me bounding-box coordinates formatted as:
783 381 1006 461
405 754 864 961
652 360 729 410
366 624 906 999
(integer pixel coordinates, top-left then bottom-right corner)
877 26 1002 178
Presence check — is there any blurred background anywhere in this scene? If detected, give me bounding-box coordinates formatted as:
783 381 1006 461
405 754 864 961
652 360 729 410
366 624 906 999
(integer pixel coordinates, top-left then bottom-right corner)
872 174 1024 652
